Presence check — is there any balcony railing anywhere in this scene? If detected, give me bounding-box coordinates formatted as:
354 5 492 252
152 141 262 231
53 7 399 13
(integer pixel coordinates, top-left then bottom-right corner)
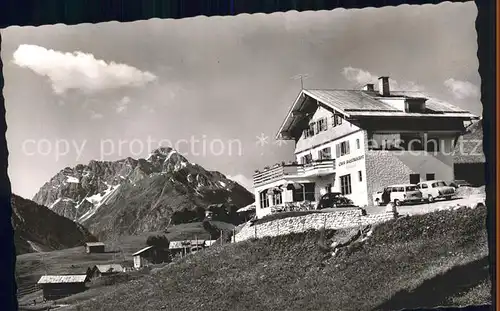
253 159 336 187
253 164 301 186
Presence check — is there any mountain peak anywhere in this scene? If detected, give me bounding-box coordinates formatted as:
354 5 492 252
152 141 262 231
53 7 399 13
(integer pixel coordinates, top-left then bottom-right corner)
32 148 255 239
147 146 175 159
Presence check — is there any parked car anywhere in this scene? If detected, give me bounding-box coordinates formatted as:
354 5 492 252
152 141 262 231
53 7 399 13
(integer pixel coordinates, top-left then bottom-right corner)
448 180 473 188
372 190 384 206
316 192 356 209
374 184 423 206
417 180 456 202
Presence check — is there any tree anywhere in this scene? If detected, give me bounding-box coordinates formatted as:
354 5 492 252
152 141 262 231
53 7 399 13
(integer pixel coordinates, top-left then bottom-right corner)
146 234 170 248
146 234 171 264
194 206 206 222
202 220 221 240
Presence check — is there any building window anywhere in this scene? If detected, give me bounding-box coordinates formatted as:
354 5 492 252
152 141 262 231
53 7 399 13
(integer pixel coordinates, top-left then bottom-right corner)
319 147 332 160
272 191 282 205
303 123 316 138
259 191 269 208
409 174 420 184
317 118 328 133
301 154 313 164
358 171 362 182
426 173 435 181
325 183 332 193
340 174 352 195
332 114 343 127
304 183 316 201
336 141 350 157
356 138 361 149
426 137 440 152
293 183 316 201
309 123 316 136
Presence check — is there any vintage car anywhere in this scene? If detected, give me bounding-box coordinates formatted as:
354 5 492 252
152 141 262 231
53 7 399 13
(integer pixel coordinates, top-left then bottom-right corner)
316 192 357 209
417 180 456 202
373 184 423 206
448 180 473 188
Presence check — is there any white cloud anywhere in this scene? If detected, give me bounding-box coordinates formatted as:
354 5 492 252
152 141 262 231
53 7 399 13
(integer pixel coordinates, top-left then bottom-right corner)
116 96 131 113
141 105 156 113
90 111 103 120
227 174 254 192
444 78 479 99
342 66 423 91
12 44 157 95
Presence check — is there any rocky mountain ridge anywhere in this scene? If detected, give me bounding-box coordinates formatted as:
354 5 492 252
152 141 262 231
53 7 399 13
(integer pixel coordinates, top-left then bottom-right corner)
32 147 254 240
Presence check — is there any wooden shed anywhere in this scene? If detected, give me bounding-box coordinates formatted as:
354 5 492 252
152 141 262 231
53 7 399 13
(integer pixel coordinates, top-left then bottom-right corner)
169 239 211 258
37 275 89 300
133 246 155 269
89 264 125 279
132 245 170 269
85 242 105 254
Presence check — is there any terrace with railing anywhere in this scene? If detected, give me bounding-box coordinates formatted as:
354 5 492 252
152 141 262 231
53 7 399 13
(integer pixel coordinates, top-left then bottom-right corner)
253 159 336 188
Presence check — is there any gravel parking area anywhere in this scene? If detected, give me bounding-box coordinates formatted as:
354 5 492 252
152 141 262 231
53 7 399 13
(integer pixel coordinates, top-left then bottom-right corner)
364 194 486 216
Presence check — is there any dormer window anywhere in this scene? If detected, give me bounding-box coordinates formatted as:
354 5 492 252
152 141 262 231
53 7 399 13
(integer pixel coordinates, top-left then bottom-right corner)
406 98 427 113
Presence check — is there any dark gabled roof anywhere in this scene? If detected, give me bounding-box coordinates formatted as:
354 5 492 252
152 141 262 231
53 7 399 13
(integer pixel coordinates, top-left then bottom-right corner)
453 119 484 164
305 89 475 115
276 89 478 140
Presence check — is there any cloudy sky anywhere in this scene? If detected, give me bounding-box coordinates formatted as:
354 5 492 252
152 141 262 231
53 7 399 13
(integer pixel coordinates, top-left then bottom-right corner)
2 2 480 199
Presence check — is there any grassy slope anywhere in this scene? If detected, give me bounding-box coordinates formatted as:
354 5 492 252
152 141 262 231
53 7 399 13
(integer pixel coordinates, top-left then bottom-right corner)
60 206 490 311
16 222 232 293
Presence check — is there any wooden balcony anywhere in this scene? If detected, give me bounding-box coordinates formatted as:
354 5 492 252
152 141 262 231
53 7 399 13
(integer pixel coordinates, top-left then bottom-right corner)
253 159 336 188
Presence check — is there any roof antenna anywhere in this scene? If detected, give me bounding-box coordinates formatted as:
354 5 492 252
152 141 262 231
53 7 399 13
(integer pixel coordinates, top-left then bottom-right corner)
291 74 310 90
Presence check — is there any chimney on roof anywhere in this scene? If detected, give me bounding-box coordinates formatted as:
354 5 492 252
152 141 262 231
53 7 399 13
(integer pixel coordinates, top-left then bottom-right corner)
362 84 374 91
378 76 390 96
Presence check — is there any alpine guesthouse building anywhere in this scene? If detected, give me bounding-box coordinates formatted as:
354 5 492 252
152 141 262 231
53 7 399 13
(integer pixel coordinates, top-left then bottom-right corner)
253 77 478 218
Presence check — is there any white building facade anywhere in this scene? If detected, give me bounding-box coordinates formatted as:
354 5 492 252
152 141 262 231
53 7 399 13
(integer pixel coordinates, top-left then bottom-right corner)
253 77 478 218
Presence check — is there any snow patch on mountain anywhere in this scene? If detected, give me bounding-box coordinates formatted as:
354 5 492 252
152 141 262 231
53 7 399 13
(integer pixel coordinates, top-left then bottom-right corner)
164 149 177 163
48 198 62 209
27 240 44 252
66 176 80 183
79 184 121 223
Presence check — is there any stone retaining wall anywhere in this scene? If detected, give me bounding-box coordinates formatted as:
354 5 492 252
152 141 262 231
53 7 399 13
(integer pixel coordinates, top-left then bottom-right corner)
234 210 396 243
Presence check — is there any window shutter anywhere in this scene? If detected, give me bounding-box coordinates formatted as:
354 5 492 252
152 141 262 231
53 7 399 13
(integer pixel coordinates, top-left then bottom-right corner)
346 141 350 154
336 144 340 158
